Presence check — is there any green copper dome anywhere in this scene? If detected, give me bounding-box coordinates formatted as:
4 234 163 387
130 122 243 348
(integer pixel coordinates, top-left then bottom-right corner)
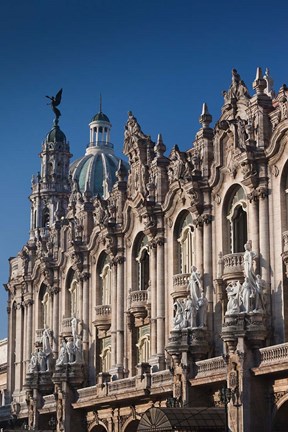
91 112 110 123
70 149 127 198
45 125 67 143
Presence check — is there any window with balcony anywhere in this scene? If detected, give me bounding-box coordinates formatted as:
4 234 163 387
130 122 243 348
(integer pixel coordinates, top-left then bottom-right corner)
100 337 111 372
136 325 150 363
175 212 194 274
135 235 150 291
226 186 247 253
99 254 111 305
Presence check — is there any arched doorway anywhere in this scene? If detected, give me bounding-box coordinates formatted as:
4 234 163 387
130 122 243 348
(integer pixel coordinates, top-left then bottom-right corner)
124 419 140 432
273 399 288 431
90 425 107 432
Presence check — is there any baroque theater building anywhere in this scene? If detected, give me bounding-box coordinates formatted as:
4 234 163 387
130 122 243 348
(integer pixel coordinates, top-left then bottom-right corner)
4 68 288 431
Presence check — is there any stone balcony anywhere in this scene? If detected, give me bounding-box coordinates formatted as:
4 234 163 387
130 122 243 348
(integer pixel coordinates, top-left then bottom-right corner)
222 253 244 282
128 290 149 319
61 317 72 337
172 273 190 299
253 343 288 375
94 305 111 331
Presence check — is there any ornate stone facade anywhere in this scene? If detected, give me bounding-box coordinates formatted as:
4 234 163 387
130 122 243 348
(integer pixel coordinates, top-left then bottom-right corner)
3 68 288 431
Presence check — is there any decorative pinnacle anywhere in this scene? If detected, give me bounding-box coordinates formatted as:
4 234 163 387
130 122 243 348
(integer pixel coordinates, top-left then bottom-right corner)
116 159 126 182
100 93 102 112
199 103 212 129
253 67 266 95
154 133 166 157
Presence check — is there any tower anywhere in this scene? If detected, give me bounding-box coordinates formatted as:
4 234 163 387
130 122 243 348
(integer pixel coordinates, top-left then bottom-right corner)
29 97 72 239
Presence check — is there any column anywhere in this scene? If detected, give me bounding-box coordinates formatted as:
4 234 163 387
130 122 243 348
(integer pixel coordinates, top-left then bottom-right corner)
247 192 259 261
52 288 59 356
149 240 157 358
203 214 213 339
110 260 117 368
82 272 90 356
14 298 23 393
194 219 203 273
258 187 270 283
156 237 165 368
25 298 34 362
116 255 125 372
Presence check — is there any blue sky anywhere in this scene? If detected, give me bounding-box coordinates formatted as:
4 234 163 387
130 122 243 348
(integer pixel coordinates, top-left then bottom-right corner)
0 0 287 338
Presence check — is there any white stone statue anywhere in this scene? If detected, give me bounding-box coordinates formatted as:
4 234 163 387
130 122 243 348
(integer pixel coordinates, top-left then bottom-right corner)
197 291 208 327
66 337 75 363
188 266 202 303
56 340 68 366
28 349 39 373
173 299 185 330
243 241 257 287
71 314 79 343
226 281 241 315
38 349 47 372
241 277 253 313
75 336 84 363
255 274 266 312
184 294 197 328
42 325 52 356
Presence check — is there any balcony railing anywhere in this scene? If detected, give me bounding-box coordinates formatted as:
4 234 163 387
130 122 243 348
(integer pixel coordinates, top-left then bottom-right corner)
222 253 244 281
94 305 112 331
259 343 288 365
129 290 149 319
195 356 226 376
172 273 190 299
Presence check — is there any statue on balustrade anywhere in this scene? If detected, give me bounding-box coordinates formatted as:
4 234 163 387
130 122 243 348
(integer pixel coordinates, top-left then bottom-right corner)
56 340 69 366
225 242 266 315
173 267 208 329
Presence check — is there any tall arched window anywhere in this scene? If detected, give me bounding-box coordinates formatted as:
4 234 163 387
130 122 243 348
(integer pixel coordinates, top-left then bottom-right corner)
135 235 150 291
137 325 150 363
39 284 50 329
226 187 247 253
175 212 194 274
69 279 78 316
100 337 111 372
98 254 112 305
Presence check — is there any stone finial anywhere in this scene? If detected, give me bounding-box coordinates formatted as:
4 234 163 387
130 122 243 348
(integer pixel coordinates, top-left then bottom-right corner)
264 68 275 98
154 133 166 157
253 67 267 95
199 103 212 129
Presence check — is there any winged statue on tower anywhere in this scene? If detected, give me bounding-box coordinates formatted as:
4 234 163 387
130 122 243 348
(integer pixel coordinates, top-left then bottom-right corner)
46 88 63 124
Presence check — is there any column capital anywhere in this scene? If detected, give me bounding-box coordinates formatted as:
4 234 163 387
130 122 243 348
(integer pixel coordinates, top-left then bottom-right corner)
194 214 212 227
247 186 268 202
24 298 34 307
79 271 90 282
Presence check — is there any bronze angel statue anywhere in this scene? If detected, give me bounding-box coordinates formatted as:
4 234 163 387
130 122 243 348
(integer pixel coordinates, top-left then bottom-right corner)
46 89 63 124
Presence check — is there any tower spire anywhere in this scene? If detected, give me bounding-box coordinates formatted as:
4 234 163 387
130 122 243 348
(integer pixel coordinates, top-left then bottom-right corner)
100 93 102 113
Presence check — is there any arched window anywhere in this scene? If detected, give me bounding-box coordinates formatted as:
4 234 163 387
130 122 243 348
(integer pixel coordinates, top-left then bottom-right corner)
98 254 112 305
39 284 50 329
226 187 247 253
136 325 150 363
135 235 150 291
69 279 78 316
100 337 111 372
175 212 194 274
42 207 50 228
